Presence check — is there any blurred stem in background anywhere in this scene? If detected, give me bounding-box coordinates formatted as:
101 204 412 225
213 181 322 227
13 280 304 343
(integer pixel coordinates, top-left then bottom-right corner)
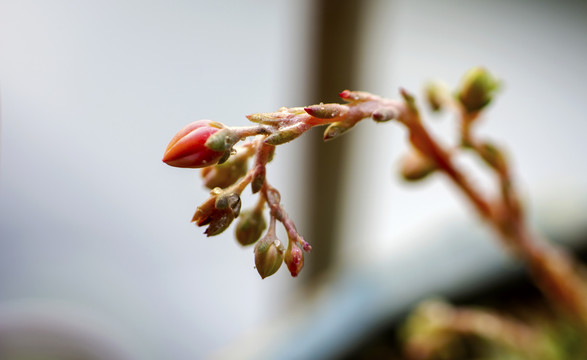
304 0 370 277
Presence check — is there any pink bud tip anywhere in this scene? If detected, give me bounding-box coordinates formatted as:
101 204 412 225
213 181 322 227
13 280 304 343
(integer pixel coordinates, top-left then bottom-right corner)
339 90 352 99
163 120 225 168
304 103 348 119
285 244 304 277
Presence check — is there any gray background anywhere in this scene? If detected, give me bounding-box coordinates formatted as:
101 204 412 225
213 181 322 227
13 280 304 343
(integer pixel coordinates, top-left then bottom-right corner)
1 1 586 359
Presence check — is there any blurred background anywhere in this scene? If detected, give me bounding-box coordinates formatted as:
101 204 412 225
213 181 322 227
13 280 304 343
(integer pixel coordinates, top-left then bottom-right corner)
1 0 587 359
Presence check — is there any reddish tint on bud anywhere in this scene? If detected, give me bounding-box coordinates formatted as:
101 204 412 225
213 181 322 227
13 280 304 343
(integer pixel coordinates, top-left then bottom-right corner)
163 120 225 168
304 103 348 119
284 241 304 277
338 90 374 102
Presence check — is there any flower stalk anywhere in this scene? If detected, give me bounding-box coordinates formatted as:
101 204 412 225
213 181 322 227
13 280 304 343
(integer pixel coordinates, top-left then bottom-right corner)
162 67 587 327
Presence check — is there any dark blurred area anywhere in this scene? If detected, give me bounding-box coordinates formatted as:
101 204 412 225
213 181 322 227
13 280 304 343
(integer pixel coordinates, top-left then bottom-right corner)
304 0 365 277
343 230 587 360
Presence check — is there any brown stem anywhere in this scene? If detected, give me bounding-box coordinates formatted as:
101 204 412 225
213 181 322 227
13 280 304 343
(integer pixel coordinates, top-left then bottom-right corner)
261 182 312 252
251 93 587 307
250 141 274 193
399 103 587 326
399 111 493 219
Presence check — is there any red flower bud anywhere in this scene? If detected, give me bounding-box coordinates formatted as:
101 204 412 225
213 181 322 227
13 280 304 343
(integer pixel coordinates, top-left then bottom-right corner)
163 120 225 168
284 241 304 277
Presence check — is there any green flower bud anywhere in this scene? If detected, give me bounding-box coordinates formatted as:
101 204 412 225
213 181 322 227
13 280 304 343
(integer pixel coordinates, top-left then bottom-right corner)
201 151 249 189
246 107 306 125
424 81 450 112
323 121 354 141
235 209 267 246
456 67 500 113
251 165 266 194
214 192 241 215
264 126 304 146
254 235 284 279
478 141 506 172
246 113 276 124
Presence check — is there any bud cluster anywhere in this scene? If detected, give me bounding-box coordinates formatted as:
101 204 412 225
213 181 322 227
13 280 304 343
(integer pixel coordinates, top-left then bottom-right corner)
162 67 505 279
161 67 587 360
163 117 313 278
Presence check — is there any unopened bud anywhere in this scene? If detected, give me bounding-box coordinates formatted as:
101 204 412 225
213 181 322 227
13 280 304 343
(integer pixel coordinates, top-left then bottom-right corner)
246 107 305 124
323 121 354 141
372 107 397 122
254 236 284 279
424 81 450 112
400 151 436 181
265 187 281 205
264 125 304 146
205 128 240 152
338 90 375 102
162 120 226 168
235 209 267 246
478 142 506 172
192 190 241 236
215 193 241 216
266 146 276 163
457 67 499 113
251 165 266 194
246 113 273 124
304 103 348 119
284 241 304 277
201 153 249 189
